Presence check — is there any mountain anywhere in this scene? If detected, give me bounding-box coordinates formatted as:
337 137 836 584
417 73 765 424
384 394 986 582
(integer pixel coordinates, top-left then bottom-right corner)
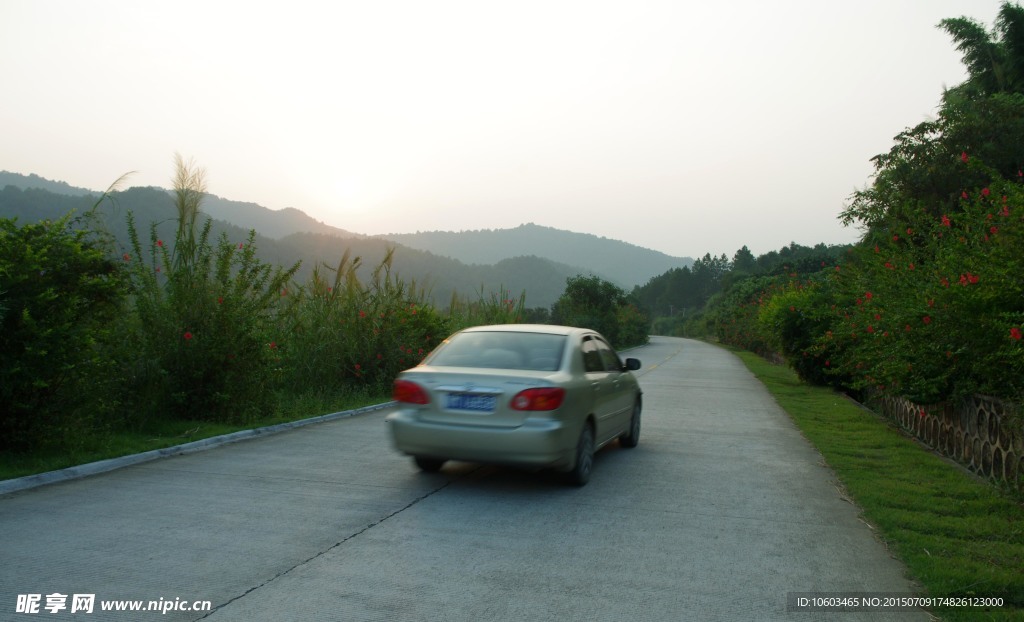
379 224 692 288
0 171 691 307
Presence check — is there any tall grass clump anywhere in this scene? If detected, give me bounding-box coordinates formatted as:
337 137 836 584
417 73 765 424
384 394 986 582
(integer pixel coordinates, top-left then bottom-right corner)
122 155 300 425
279 247 451 395
447 285 526 330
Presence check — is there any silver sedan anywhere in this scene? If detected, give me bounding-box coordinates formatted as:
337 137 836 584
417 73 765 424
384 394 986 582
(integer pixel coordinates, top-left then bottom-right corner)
385 324 643 485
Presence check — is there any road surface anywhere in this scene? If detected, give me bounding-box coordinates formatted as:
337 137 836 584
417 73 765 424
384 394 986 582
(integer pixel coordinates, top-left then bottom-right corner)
0 337 929 621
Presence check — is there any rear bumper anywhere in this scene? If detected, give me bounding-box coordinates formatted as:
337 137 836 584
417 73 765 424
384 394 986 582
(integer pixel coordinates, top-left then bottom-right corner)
385 408 578 470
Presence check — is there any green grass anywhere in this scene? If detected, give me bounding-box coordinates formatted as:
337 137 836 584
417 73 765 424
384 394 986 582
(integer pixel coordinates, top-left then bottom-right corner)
731 348 1023 622
0 389 390 481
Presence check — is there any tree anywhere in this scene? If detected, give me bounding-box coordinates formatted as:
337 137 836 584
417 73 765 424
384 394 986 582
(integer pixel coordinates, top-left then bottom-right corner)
939 3 1024 98
731 246 757 275
552 274 648 347
842 2 1024 231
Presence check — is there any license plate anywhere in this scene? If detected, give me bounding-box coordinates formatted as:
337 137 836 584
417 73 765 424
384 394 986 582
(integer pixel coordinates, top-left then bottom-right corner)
446 392 496 413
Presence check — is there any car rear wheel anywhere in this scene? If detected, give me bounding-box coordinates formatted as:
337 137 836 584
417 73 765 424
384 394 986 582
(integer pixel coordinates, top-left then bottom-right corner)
564 423 595 486
414 456 446 472
619 399 641 448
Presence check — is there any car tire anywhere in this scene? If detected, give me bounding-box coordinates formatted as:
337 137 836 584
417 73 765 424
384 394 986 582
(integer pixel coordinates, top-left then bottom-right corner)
564 423 595 486
619 399 641 448
414 456 446 472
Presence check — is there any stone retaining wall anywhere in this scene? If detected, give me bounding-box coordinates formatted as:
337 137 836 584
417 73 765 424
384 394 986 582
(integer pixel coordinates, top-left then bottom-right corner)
869 393 1022 490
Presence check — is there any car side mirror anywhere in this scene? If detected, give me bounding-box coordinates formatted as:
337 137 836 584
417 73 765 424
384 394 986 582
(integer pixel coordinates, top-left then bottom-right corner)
624 358 641 371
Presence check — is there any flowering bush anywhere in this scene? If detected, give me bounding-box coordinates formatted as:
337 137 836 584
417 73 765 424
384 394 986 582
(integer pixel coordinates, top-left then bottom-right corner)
122 158 299 424
823 163 1024 403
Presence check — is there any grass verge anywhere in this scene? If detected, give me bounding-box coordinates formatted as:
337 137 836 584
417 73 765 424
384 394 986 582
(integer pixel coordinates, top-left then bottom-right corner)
0 389 390 482
731 349 1023 622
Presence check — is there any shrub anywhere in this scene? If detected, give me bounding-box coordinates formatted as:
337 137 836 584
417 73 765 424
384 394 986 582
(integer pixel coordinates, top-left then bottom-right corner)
280 248 451 392
826 165 1024 403
122 157 300 424
0 211 127 450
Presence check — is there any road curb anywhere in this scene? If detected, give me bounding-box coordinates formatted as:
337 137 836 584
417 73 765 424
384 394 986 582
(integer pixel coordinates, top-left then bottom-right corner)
0 402 395 496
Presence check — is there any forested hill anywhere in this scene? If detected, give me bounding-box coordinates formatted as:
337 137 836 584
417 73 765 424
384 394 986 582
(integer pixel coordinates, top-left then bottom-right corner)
381 224 693 288
0 173 676 307
0 171 360 240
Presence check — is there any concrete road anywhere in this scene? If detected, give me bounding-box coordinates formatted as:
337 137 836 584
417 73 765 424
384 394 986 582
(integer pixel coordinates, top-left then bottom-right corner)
1 337 930 621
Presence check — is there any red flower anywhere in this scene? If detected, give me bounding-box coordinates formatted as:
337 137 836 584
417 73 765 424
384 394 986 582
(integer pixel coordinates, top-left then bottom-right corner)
157 240 164 247
183 331 193 340
941 214 951 227
1011 327 1023 341
269 341 278 349
922 316 932 325
962 191 969 200
961 152 969 163
982 187 991 197
122 253 131 262
864 291 873 299
990 226 999 235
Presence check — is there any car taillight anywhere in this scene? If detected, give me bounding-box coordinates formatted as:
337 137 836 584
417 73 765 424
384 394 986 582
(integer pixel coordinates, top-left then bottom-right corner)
393 379 430 404
510 387 565 411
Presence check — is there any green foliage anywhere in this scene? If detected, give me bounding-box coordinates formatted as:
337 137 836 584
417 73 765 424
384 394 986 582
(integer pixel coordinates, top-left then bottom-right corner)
634 243 848 335
825 172 1024 403
756 277 851 390
279 248 450 392
447 284 526 330
123 158 300 424
695 4 1024 407
0 211 128 451
552 274 649 348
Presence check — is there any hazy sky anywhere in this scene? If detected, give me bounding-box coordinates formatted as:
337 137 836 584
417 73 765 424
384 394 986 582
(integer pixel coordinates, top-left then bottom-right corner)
0 0 1006 258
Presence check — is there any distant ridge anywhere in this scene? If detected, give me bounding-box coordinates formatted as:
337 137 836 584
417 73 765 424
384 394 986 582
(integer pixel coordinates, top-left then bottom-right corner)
379 223 693 288
1 171 694 306
0 171 360 240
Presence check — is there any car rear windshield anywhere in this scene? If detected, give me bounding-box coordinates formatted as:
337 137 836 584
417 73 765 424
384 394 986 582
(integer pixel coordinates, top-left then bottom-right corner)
426 331 567 371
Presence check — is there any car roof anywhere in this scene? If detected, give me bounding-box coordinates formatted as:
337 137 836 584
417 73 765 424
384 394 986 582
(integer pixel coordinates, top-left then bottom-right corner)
459 324 590 337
